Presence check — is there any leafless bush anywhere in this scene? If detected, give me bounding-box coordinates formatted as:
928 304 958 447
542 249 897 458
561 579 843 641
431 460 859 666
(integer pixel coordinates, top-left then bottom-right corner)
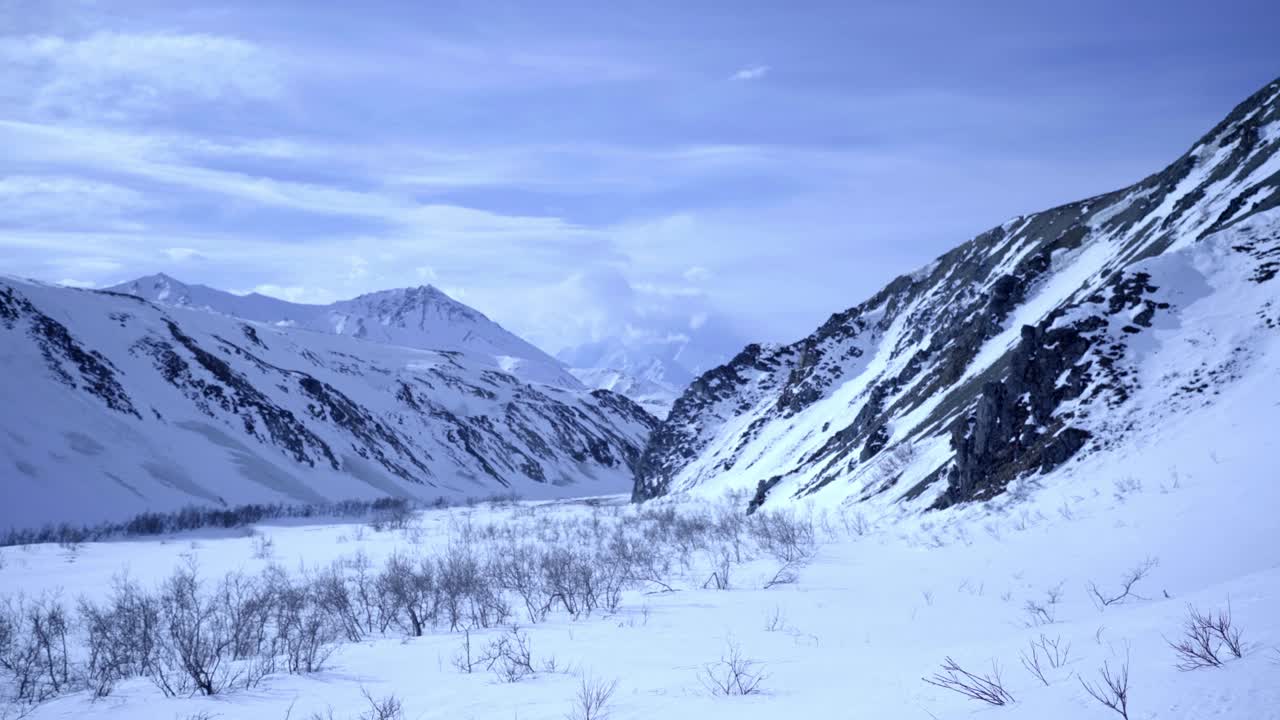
251 533 275 560
606 531 674 593
367 502 414 532
76 574 163 698
763 605 787 633
763 560 800 589
377 553 439 637
490 543 551 623
839 508 871 537
1079 653 1130 719
1112 476 1142 501
312 566 366 643
1019 633 1071 686
566 674 619 720
1088 557 1158 609
270 573 338 675
923 657 1014 706
1023 583 1064 627
0 593 72 706
1169 602 1244 670
702 549 732 590
480 626 536 683
150 563 240 696
451 628 478 674
539 546 625 619
358 687 404 720
700 641 767 696
438 544 509 630
747 510 817 564
218 571 275 673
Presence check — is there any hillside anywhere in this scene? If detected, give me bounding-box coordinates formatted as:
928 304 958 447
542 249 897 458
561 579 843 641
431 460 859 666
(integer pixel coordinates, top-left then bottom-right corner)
635 77 1280 513
0 278 656 529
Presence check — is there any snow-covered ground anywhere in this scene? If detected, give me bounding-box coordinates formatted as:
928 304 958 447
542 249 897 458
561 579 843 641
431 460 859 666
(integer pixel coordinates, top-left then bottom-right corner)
3 360 1277 719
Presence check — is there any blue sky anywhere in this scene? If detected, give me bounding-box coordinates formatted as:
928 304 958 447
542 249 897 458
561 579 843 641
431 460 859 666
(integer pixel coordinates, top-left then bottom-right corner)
2 0 1278 353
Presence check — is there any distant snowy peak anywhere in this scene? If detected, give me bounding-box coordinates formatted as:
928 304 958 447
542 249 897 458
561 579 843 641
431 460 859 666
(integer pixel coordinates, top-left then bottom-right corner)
636 75 1280 512
332 285 486 332
568 366 680 419
107 276 583 390
559 328 746 417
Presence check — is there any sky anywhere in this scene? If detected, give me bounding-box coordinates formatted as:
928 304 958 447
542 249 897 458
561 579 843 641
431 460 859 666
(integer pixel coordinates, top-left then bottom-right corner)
2 0 1278 357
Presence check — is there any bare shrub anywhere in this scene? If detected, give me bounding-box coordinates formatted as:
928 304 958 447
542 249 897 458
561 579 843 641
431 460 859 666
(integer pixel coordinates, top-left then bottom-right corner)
270 574 338 674
251 533 275 560
747 510 817 564
1023 583 1064 627
840 508 871 537
312 565 366 643
0 593 72 705
150 562 240 696
489 543 550 623
763 560 800 589
358 686 404 720
1019 633 1071 686
607 531 674 594
480 626 536 683
923 657 1014 706
1169 602 1244 670
438 544 509 630
702 549 732 591
367 501 414 532
1079 653 1130 719
763 605 787 633
700 641 767 696
217 571 275 683
451 628 478 674
377 553 438 637
567 674 619 720
1088 557 1158 609
76 574 163 698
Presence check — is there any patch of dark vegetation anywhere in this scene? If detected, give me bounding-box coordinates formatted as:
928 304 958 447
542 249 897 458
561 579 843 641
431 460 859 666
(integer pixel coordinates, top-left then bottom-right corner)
0 497 424 548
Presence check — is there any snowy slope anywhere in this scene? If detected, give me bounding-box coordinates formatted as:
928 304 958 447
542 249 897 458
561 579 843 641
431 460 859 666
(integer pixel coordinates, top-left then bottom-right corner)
0 278 657 530
559 322 745 418
636 76 1280 512
568 362 682 418
108 275 584 389
4 370 1279 720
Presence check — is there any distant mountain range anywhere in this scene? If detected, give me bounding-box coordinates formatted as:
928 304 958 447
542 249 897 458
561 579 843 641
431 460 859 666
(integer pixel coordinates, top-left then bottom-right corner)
108 274 582 389
559 319 745 417
0 275 657 529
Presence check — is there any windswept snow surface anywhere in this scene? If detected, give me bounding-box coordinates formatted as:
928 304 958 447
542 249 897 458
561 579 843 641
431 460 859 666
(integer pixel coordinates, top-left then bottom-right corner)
2 369 1278 718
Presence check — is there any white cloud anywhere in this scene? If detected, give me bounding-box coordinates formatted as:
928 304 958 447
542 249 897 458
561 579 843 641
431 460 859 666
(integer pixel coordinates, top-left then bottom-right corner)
246 284 311 303
682 266 711 283
161 247 204 262
0 31 282 120
730 65 770 81
0 175 146 227
56 278 97 288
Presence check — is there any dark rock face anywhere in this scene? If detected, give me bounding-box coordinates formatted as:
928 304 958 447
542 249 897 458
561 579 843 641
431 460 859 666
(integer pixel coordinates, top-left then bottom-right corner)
0 286 140 419
635 75 1280 510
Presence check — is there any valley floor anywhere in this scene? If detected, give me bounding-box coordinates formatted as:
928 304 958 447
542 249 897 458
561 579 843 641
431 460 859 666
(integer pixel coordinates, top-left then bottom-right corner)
2 363 1279 719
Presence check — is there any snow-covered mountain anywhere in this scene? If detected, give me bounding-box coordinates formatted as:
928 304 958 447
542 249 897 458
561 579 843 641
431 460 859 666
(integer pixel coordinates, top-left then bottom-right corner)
635 76 1280 511
560 322 744 417
0 277 657 529
568 364 681 418
108 275 583 389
